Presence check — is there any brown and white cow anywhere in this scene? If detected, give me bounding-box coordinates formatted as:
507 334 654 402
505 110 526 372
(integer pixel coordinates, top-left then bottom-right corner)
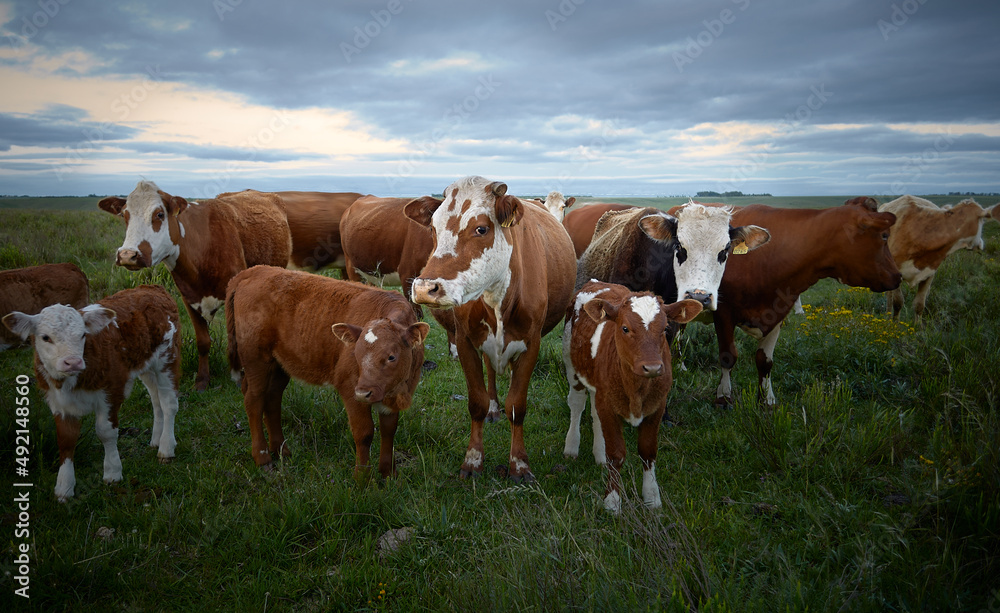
563 281 702 513
711 201 901 406
226 266 429 478
273 190 364 274
878 196 997 324
3 285 180 501
1 263 89 351
562 202 636 257
98 181 292 390
526 191 577 222
406 176 577 481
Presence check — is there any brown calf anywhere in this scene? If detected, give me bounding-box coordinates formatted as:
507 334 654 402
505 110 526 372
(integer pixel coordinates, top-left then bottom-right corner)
1 263 89 351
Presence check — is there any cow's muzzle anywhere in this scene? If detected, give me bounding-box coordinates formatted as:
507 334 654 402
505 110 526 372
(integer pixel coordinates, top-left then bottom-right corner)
636 360 664 378
116 248 147 270
411 279 456 308
683 290 714 309
354 386 384 404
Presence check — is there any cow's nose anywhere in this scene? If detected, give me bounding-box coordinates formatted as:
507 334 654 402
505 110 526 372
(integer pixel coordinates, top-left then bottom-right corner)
683 290 713 308
641 362 664 378
59 356 84 374
411 279 444 305
116 248 139 267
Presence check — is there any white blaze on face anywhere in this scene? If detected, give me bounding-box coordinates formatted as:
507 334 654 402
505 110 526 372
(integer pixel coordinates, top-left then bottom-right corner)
119 180 181 268
365 329 378 344
628 295 660 330
672 203 736 310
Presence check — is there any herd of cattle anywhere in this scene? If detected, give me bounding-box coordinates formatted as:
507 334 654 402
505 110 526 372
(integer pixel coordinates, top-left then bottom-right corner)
2 178 998 512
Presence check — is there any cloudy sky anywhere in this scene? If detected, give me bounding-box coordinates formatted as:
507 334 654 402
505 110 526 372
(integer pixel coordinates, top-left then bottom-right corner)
1 0 998 197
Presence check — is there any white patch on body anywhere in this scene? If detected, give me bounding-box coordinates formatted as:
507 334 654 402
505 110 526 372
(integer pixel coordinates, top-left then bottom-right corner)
590 321 607 359
510 456 530 473
374 402 392 416
55 458 75 502
629 295 660 330
642 463 661 509
604 489 622 514
898 259 935 288
573 285 611 316
464 447 483 468
624 415 644 428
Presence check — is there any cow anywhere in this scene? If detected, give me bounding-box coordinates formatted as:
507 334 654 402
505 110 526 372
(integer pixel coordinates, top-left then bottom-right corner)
527 191 577 222
563 202 636 257
710 201 901 407
273 190 365 274
226 265 429 478
98 181 292 390
562 281 702 513
3 285 181 501
1 263 89 351
405 176 577 481
878 196 997 325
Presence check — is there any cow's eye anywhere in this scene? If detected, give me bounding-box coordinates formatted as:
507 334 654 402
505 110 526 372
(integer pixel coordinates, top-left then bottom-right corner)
387 354 396 363
41 334 52 343
676 246 688 265
718 249 729 263
475 225 489 236
156 210 165 221
881 232 889 241
621 326 629 334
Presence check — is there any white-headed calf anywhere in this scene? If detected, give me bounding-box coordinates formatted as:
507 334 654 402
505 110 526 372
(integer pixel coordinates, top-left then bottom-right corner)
3 285 181 501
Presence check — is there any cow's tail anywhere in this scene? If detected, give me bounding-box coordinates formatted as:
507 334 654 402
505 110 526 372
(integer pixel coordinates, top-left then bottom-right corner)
225 277 242 386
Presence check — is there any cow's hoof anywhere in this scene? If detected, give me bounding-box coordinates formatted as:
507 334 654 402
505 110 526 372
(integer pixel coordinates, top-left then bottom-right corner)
459 467 482 479
194 379 209 392
485 410 504 423
259 462 275 473
157 456 174 464
510 470 536 484
714 397 732 410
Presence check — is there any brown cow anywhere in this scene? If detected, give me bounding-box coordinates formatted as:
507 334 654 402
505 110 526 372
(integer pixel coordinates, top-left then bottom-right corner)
562 202 637 257
273 191 364 274
1 263 89 351
98 181 292 390
711 201 901 407
3 285 181 501
226 266 429 478
406 176 577 481
563 281 702 513
878 195 997 324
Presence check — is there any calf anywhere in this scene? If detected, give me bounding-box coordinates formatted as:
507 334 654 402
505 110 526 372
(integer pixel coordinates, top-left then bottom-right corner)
563 202 636 257
226 266 429 477
1 263 89 351
879 196 997 324
563 281 702 513
99 181 292 390
527 191 577 222
3 285 181 501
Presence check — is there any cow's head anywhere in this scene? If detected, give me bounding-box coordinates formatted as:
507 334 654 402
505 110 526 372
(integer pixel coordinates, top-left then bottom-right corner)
639 203 770 310
540 191 576 222
946 199 994 252
98 180 188 270
332 318 430 406
3 304 116 382
584 291 703 378
837 202 902 291
844 196 880 212
405 176 523 309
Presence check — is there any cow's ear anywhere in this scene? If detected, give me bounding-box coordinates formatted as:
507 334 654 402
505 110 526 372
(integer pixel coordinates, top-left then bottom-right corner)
485 182 523 228
2 312 37 340
564 196 577 210
662 298 703 324
987 204 1000 222
98 196 127 216
844 196 879 212
730 225 770 254
583 299 618 322
638 213 677 243
81 306 116 335
405 322 430 347
332 323 362 345
404 196 443 227
860 211 896 232
157 190 188 217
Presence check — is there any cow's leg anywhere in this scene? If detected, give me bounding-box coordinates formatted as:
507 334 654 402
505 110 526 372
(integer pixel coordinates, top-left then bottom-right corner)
263 367 291 459
183 302 212 391
913 274 935 327
887 287 905 320
589 390 605 464
594 395 625 513
95 401 123 485
344 398 376 480
457 338 490 478
242 362 276 467
637 406 665 510
505 341 540 483
714 317 739 408
754 325 781 407
53 414 81 502
485 359 503 423
376 405 400 479
140 371 178 462
563 383 587 459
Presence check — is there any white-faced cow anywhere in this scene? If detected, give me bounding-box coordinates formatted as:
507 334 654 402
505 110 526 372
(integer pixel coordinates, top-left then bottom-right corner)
1 263 89 351
563 281 702 513
711 201 901 407
878 196 997 324
98 181 292 390
226 266 429 478
3 285 180 501
526 191 577 222
563 202 636 257
405 176 577 481
273 190 364 274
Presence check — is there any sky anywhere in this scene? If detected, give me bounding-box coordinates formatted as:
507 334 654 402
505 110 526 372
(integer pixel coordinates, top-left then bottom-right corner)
0 0 998 198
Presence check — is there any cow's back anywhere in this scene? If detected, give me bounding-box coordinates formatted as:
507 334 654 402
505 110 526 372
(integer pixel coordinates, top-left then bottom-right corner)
214 190 292 268
341 196 421 277
275 191 364 270
1 263 89 349
563 203 635 258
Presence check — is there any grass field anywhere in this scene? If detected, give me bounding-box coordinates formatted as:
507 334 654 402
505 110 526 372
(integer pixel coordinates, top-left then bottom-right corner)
1 197 998 612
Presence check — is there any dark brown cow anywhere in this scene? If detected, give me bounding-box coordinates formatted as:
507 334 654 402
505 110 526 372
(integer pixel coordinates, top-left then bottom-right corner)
273 191 364 273
98 181 292 390
1 263 89 351
711 202 901 406
406 176 577 481
3 285 180 501
226 266 429 478
562 281 702 513
562 202 636 257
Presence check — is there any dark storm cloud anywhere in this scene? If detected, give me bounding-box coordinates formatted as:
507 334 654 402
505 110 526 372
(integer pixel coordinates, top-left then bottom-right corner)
0 104 139 151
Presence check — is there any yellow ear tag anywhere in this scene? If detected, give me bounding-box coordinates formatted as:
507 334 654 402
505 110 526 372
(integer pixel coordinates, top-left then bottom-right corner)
733 242 749 255
501 218 515 228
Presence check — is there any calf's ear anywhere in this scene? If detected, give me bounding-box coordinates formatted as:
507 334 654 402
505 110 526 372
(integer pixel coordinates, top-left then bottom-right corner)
583 299 618 323
639 213 678 243
730 225 770 254
332 323 363 344
2 312 37 340
404 196 444 227
98 196 127 216
405 322 431 347
81 306 117 335
662 299 703 324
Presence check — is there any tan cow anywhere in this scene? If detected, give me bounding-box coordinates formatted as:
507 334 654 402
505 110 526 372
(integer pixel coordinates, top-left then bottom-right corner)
99 181 292 390
406 176 577 481
879 195 997 324
3 285 181 501
525 191 577 222
563 281 702 513
226 266 429 478
1 263 89 351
